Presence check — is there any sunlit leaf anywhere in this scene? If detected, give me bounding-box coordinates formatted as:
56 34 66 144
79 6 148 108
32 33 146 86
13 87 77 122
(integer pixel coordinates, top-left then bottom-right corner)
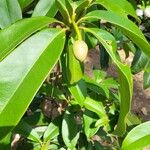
0 28 65 140
122 121 150 150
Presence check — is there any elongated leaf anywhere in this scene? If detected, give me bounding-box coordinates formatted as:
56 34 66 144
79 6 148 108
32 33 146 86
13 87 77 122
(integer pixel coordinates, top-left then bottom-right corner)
122 121 150 150
14 120 41 143
18 0 33 9
0 0 22 29
95 0 139 21
69 80 87 106
84 75 110 99
0 28 65 140
65 0 73 17
83 110 99 139
43 116 61 142
75 0 90 20
0 133 11 149
81 10 150 59
83 28 133 136
0 17 56 61
62 109 79 149
126 112 141 126
131 50 149 74
75 0 89 14
143 64 150 89
43 122 59 142
32 0 57 17
84 97 108 120
56 0 71 25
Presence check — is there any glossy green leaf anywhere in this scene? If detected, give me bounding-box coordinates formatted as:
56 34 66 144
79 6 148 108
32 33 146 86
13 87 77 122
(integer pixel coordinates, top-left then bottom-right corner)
0 133 11 149
0 17 56 61
84 74 119 101
75 0 89 14
18 0 33 9
126 112 141 126
83 110 100 139
84 75 110 99
131 50 149 74
83 28 133 136
75 0 90 20
56 0 71 25
0 28 65 140
94 141 104 150
0 0 22 29
66 41 83 84
65 0 73 17
43 119 60 142
95 0 139 21
81 10 150 59
122 121 150 150
143 63 150 89
32 0 57 17
85 33 98 49
14 120 41 143
62 109 79 149
84 97 108 120
69 80 87 106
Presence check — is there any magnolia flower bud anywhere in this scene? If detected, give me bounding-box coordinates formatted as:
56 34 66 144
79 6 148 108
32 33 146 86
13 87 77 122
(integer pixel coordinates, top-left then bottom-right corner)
73 40 88 62
144 6 150 18
136 9 143 17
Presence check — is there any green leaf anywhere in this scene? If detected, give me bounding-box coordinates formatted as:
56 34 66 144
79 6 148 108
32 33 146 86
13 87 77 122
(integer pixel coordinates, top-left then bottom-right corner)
56 0 71 25
23 112 49 126
143 63 150 89
84 73 119 101
69 79 87 106
126 112 141 126
85 33 98 49
122 121 150 150
0 0 22 29
41 84 67 100
32 0 57 17
83 110 100 139
66 40 83 84
65 0 73 17
75 0 89 14
75 0 90 20
43 118 60 142
62 109 79 149
0 133 11 150
0 28 65 140
81 10 150 59
100 45 109 69
95 0 139 21
84 97 108 120
84 75 110 99
131 50 149 74
83 28 133 136
0 17 56 61
18 0 34 9
14 120 41 143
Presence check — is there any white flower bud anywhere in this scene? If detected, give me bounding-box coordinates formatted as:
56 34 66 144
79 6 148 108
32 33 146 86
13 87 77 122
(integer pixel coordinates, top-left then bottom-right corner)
144 6 150 18
73 40 88 62
136 9 143 17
